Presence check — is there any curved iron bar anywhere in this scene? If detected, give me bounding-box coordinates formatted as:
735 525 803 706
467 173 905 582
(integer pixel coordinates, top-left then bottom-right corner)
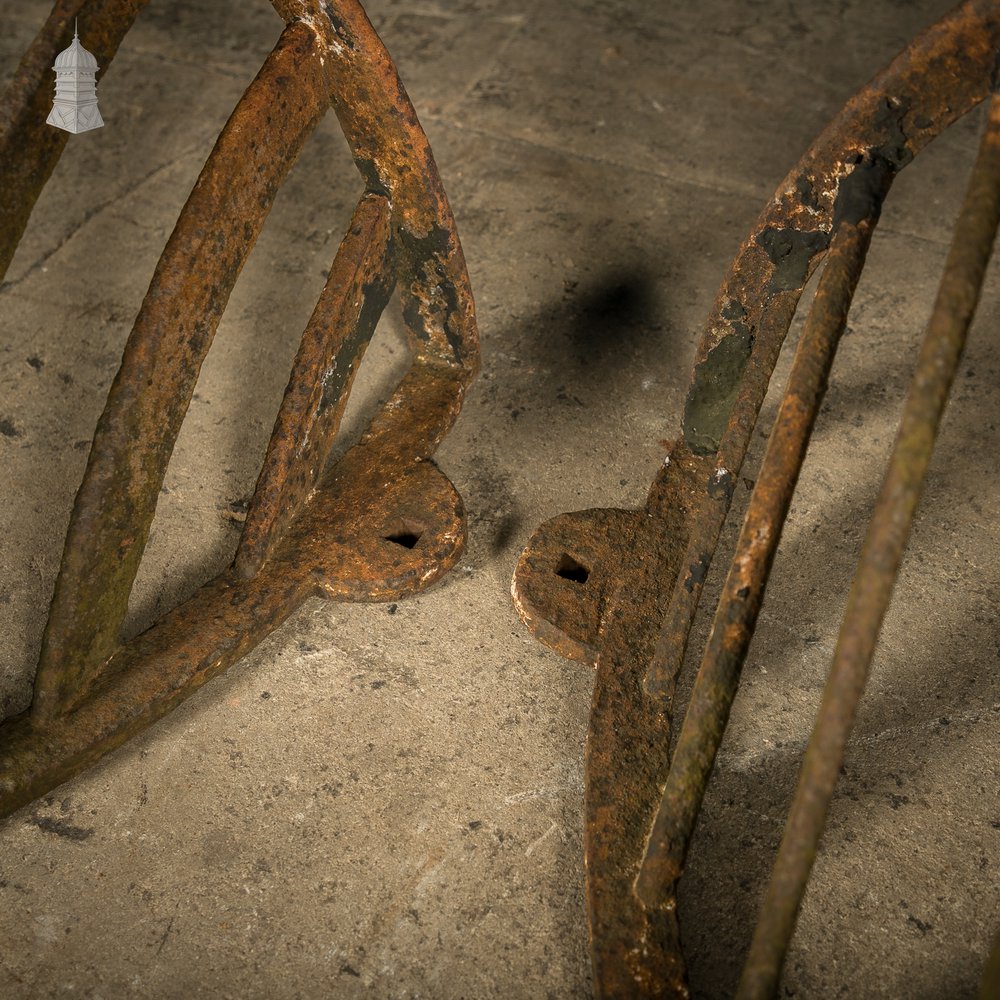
511 1 1000 995
735 83 1000 1000
636 153 895 910
0 0 478 817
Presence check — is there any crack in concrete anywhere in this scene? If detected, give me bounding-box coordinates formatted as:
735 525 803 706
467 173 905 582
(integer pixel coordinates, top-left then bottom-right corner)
1 144 206 294
423 112 765 202
718 709 986 773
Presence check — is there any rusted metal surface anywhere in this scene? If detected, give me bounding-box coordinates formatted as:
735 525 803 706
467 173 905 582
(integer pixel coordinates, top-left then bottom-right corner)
35 19 332 721
0 0 477 816
234 192 395 579
648 0 1000 699
736 85 1000 1000
982 928 1000 1000
636 154 895 906
512 2 1000 996
515 449 705 997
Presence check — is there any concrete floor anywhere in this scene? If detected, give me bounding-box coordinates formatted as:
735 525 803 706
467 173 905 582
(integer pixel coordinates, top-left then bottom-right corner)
1 1 997 997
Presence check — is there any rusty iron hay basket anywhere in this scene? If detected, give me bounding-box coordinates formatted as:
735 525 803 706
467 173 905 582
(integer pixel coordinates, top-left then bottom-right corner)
511 1 1000 996
2 0 999 997
0 0 478 817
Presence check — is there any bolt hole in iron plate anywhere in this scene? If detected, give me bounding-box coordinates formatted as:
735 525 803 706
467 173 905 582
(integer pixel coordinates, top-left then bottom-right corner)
384 526 425 549
555 552 591 584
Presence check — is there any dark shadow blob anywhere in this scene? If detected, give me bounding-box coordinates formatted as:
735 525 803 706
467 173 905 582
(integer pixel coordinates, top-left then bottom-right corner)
518 264 674 383
491 511 523 556
568 273 658 356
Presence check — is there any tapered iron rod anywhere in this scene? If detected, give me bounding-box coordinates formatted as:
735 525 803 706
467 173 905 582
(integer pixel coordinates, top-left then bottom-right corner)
736 90 1000 1000
235 192 395 579
636 155 894 903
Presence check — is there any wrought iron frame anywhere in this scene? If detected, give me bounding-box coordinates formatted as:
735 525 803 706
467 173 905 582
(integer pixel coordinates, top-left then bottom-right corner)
512 2 1000 995
0 0 478 818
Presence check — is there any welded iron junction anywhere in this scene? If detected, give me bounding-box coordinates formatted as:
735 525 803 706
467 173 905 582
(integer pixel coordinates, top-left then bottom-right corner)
511 1 1000 997
0 0 478 815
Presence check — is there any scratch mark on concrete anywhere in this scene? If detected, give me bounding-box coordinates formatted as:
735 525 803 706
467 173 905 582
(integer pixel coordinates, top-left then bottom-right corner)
155 905 179 956
1 144 206 294
525 821 561 857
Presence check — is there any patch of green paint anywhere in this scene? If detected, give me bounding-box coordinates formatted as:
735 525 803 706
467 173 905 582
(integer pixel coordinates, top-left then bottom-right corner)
683 318 754 455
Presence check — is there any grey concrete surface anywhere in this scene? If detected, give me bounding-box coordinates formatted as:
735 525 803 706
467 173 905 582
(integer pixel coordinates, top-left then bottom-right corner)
0 1 997 997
